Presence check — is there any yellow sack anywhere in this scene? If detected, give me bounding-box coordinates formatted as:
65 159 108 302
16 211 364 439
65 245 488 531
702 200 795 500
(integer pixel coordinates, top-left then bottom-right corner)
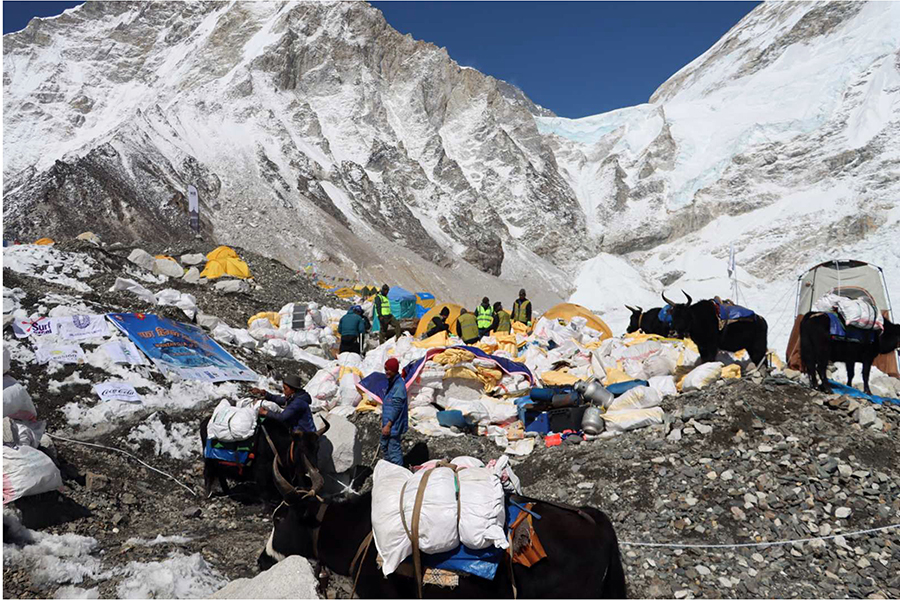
355 397 381 412
475 339 499 354
34 238 55 245
722 364 742 379
602 367 633 386
512 321 531 336
433 348 475 366
540 370 582 386
248 312 281 328
413 331 451 349
493 332 519 355
444 367 480 381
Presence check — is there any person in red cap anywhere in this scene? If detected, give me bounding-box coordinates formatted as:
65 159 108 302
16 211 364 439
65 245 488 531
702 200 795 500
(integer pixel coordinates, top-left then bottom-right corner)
380 357 408 466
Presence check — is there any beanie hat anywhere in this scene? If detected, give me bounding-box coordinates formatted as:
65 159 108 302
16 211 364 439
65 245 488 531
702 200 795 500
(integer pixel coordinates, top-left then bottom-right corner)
384 357 400 373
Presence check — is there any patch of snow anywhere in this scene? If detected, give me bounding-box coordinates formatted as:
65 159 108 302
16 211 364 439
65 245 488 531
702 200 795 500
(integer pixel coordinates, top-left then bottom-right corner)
3 246 97 293
125 534 193 547
2 528 109 586
116 552 226 599
126 413 196 460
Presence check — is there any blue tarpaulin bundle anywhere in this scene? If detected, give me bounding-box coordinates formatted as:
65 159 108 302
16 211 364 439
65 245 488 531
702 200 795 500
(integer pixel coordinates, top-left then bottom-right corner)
371 286 418 332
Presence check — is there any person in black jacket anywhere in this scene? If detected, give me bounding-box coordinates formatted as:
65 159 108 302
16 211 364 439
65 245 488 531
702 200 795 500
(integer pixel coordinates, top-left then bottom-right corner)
250 375 315 433
424 307 451 338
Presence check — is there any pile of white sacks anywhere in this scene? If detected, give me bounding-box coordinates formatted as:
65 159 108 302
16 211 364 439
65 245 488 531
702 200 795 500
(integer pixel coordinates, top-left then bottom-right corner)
372 455 521 576
2 346 63 503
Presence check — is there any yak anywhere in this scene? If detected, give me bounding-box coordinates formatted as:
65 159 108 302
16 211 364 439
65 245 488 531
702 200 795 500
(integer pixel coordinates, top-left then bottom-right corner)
199 415 328 503
665 291 768 368
799 312 900 394
625 305 672 336
257 465 627 598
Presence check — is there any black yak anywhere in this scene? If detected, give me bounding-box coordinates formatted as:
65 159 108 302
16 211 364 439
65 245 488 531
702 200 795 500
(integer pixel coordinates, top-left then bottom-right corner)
665 291 768 368
199 416 328 503
799 312 900 394
625 305 673 336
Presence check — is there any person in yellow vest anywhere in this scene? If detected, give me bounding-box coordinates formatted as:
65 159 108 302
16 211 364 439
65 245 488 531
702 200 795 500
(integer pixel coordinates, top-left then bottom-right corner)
490 301 511 334
375 284 401 344
474 297 494 338
511 288 532 326
455 309 480 345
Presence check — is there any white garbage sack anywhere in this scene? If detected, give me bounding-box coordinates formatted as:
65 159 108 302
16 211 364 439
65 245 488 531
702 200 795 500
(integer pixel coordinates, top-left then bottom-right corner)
337 372 362 406
232 329 257 348
14 419 46 449
602 407 665 433
839 298 883 331
3 382 37 421
286 329 320 348
607 386 662 413
401 466 460 555
306 366 340 403
372 460 414 575
207 399 258 442
2 444 63 503
153 258 184 278
262 339 294 358
642 346 679 378
489 455 523 494
110 278 157 305
305 303 326 328
408 386 435 409
211 323 236 345
457 466 507 550
681 362 723 391
648 375 678 397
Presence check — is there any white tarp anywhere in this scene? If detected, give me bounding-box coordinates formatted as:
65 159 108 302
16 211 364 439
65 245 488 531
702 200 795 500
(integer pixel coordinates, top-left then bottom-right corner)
100 339 147 365
56 315 110 342
93 382 142 404
35 344 85 364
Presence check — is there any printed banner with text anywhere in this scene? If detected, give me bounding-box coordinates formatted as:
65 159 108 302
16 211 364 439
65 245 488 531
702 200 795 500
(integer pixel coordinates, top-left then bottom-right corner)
107 313 257 383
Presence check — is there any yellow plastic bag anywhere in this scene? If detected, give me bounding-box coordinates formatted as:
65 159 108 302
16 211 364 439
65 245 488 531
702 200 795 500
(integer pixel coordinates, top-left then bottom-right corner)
540 370 582 386
721 364 742 379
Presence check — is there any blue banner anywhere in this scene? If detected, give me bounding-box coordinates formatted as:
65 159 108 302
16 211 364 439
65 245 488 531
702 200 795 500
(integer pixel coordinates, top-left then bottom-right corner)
107 313 257 383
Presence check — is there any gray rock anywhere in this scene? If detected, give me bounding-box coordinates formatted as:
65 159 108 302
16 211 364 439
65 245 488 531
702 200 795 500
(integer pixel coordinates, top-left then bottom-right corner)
127 248 155 271
183 267 201 284
667 428 682 442
121 493 137 505
835 507 852 519
153 257 184 278
85 472 109 491
858 407 877 427
210 555 318 599
183 506 202 519
181 253 206 266
316 414 361 475
215 279 251 294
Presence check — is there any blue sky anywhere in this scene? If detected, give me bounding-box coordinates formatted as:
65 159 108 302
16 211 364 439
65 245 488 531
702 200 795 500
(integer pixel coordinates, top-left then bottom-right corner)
4 1 759 118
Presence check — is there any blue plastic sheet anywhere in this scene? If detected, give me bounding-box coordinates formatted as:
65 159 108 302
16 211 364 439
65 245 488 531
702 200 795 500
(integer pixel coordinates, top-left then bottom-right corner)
826 313 876 343
827 380 900 406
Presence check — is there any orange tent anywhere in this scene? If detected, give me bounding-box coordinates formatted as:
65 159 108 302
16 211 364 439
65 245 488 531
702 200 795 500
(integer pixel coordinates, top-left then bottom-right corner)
415 303 464 338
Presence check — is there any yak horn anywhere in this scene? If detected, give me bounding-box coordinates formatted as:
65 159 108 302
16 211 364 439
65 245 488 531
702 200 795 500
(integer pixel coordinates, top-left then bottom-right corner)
682 290 692 305
662 292 675 306
272 456 297 499
625 305 639 313
302 452 325 495
316 418 330 438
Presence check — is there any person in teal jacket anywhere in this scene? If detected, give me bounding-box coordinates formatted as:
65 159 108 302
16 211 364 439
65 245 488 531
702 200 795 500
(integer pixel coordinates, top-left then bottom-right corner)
338 305 369 355
380 357 408 466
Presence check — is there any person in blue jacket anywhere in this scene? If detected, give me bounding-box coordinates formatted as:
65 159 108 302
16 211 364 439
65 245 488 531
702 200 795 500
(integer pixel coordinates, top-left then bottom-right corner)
380 357 408 466
250 375 315 433
338 305 369 355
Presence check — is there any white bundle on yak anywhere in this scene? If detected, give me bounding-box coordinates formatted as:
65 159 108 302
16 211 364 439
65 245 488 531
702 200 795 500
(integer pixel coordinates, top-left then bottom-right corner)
371 456 508 576
813 293 884 330
207 399 258 442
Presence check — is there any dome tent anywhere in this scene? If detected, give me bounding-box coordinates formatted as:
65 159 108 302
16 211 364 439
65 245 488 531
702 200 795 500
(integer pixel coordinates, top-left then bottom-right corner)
541 303 613 340
200 246 251 280
371 286 417 333
785 259 898 378
415 303 464 337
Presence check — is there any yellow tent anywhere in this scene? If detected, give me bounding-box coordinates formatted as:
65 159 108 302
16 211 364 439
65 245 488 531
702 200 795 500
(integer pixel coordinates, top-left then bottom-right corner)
333 287 357 299
207 246 239 261
541 303 612 340
416 293 436 310
199 246 251 280
415 303 464 337
317 281 335 290
155 255 177 262
34 238 54 245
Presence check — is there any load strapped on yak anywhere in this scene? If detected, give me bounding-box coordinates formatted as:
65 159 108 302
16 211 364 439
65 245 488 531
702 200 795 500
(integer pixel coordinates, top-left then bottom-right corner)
371 456 525 588
786 259 899 377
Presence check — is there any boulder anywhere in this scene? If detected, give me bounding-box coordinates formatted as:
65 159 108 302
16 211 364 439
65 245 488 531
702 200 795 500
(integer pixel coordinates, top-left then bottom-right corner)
215 279 250 294
153 258 184 278
857 406 876 427
210 555 318 599
127 249 156 271
181 253 205 266
197 313 220 331
183 267 201 284
316 414 361 475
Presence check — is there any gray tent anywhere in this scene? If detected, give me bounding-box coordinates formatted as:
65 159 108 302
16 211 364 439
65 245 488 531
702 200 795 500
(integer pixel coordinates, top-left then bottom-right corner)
786 259 898 377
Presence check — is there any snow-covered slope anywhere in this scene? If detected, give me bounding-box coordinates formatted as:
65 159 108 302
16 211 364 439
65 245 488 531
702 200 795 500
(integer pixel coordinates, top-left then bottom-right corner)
2 1 587 295
539 1 900 354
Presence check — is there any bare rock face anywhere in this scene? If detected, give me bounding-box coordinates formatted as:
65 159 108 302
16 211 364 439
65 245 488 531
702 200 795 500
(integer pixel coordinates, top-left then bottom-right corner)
3 1 591 278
